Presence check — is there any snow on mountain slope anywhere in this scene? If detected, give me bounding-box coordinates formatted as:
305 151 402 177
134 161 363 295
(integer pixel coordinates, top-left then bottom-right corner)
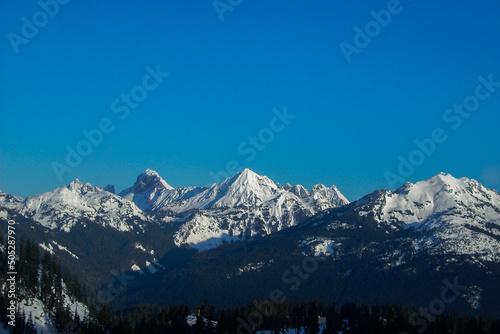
40 241 80 259
355 173 500 226
16 294 88 334
0 190 24 212
299 237 338 257
168 169 281 211
18 296 56 333
14 281 89 334
170 169 350 250
121 168 349 213
23 179 148 232
119 169 206 212
354 172 500 261
309 184 350 211
119 169 173 209
1 168 349 251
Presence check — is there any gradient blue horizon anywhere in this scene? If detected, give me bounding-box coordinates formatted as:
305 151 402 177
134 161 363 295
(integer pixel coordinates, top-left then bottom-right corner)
1 1 499 201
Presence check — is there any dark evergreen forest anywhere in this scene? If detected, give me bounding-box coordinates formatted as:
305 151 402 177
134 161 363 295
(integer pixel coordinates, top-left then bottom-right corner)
1 235 500 334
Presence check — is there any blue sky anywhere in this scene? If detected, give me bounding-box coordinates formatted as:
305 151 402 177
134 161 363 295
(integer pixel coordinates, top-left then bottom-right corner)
1 0 499 201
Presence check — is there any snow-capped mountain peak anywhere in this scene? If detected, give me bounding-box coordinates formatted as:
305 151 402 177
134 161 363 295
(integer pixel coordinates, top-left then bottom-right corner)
136 169 174 192
1 168 350 251
224 168 277 191
357 172 500 224
393 172 499 209
166 169 349 249
290 184 309 198
162 169 280 212
67 178 100 195
330 172 500 271
213 168 280 206
398 172 462 193
352 172 500 261
22 179 147 232
119 169 174 210
310 184 350 210
68 178 82 191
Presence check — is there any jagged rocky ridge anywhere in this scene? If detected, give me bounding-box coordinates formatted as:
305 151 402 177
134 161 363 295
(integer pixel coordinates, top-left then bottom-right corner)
120 168 350 250
2 170 499 255
0 168 350 250
2 179 148 232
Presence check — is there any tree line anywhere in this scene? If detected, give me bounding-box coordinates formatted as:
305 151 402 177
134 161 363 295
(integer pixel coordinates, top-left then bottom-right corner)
107 299 500 334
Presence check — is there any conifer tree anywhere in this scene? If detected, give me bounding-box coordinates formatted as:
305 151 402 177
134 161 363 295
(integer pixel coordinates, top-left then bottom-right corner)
324 303 336 334
305 302 320 334
193 315 206 334
26 312 37 334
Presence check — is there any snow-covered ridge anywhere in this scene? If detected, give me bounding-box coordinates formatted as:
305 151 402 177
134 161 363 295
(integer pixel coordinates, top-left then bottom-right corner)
355 172 500 226
173 168 281 210
0 168 349 250
0 191 24 211
121 168 349 212
116 168 350 250
2 169 499 256
18 179 148 232
165 169 349 250
354 172 500 261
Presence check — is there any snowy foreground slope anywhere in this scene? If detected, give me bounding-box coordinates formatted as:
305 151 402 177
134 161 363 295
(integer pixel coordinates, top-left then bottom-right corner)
0 281 88 334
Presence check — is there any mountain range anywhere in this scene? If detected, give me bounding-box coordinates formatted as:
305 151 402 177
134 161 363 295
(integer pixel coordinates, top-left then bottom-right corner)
1 169 499 317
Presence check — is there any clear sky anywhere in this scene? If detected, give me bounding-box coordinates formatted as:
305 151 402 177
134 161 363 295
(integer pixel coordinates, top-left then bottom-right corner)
1 0 499 201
